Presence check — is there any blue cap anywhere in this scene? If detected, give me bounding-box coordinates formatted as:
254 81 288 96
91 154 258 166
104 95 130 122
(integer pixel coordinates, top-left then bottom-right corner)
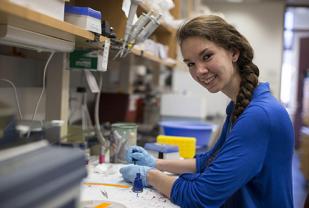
65 5 102 20
132 173 143 193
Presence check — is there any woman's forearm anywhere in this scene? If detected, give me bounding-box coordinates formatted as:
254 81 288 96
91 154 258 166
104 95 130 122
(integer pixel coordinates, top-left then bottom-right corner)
147 169 178 198
156 158 196 174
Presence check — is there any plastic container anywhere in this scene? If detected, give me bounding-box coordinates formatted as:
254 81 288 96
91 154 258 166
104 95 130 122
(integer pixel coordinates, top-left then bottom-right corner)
10 0 66 20
64 5 102 34
109 123 137 163
144 143 179 160
160 121 215 147
156 135 196 159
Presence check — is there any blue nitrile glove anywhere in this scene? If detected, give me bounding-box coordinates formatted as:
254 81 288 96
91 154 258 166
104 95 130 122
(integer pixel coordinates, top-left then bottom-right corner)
126 146 156 168
119 165 152 187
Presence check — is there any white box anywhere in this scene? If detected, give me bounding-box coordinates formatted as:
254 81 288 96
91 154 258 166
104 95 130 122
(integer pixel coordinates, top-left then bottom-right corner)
10 0 66 21
64 6 102 34
161 93 207 119
144 143 180 160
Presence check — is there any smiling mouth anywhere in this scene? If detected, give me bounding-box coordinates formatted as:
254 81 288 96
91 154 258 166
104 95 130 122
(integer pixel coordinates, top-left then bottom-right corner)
200 75 217 85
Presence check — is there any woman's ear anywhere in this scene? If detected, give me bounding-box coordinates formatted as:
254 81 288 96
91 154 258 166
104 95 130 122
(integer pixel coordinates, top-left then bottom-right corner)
232 49 240 62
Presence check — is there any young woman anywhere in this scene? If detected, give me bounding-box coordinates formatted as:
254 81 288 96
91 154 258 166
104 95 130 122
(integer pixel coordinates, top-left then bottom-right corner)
120 15 294 208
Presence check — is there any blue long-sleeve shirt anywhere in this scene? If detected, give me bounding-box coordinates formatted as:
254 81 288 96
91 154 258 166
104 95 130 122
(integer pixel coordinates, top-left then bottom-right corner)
170 83 294 208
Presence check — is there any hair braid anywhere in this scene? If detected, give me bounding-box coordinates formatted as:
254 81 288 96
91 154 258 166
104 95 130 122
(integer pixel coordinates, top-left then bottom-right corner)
231 63 259 123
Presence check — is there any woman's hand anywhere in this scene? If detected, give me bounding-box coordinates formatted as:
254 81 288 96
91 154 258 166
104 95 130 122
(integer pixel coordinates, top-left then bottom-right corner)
119 165 152 187
125 146 156 168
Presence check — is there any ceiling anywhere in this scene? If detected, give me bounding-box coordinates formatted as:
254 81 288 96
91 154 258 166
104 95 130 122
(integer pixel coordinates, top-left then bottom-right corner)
286 0 309 6
203 0 309 6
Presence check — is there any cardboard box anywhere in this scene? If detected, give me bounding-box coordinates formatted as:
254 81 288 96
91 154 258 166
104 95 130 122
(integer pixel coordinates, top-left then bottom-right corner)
303 78 309 126
299 127 309 179
10 0 66 21
69 50 104 71
303 113 309 127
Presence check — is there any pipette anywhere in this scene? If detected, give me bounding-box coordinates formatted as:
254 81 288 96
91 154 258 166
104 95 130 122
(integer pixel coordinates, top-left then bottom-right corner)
121 0 143 56
128 11 152 44
135 14 161 44
132 149 138 165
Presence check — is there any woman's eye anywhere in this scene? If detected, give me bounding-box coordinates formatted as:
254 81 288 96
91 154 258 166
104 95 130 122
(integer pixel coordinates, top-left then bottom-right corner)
202 54 212 61
187 63 194 68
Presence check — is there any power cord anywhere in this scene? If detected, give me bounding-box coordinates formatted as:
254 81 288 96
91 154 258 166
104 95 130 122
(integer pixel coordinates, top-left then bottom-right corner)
31 52 55 121
94 72 107 149
0 78 23 120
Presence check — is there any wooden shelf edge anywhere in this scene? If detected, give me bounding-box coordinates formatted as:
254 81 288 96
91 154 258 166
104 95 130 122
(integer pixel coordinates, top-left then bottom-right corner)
0 1 107 43
131 47 176 68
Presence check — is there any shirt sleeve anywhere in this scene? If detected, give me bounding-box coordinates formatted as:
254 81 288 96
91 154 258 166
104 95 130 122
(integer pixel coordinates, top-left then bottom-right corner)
195 151 211 173
195 116 230 173
170 106 270 208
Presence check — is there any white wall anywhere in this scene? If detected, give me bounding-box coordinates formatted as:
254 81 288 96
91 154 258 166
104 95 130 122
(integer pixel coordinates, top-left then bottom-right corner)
204 1 285 98
169 1 285 118
0 88 46 120
0 54 46 120
171 65 229 117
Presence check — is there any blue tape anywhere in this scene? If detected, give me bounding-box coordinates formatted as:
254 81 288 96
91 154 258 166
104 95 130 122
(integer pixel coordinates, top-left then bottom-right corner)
65 5 102 20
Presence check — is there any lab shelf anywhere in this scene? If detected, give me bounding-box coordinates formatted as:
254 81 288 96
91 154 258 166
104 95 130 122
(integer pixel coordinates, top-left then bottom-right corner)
137 1 179 59
0 1 107 49
0 1 176 66
131 47 176 68
74 0 179 64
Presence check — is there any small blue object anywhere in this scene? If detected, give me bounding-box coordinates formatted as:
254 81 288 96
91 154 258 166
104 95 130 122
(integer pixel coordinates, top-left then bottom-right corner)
132 149 138 165
144 143 178 153
65 5 102 20
132 173 143 193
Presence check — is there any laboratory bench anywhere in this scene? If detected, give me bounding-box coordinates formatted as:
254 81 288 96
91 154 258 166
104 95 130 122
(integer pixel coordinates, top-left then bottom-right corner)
81 160 179 208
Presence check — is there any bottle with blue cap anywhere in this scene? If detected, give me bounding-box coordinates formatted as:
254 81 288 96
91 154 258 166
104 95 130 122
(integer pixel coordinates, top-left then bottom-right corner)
132 172 143 194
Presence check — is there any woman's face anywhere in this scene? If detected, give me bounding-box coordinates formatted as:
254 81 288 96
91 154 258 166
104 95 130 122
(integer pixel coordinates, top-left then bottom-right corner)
181 36 240 100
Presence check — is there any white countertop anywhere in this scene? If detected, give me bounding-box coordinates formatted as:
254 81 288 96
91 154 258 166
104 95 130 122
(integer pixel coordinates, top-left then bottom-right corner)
80 162 179 208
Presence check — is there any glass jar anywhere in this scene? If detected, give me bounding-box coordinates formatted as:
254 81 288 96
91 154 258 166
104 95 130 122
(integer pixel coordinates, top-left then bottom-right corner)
110 123 137 163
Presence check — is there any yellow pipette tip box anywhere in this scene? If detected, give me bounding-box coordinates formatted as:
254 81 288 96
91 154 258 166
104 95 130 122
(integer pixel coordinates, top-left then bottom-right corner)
156 135 196 158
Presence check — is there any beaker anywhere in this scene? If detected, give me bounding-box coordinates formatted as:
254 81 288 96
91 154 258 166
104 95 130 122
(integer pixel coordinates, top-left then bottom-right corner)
110 123 137 163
